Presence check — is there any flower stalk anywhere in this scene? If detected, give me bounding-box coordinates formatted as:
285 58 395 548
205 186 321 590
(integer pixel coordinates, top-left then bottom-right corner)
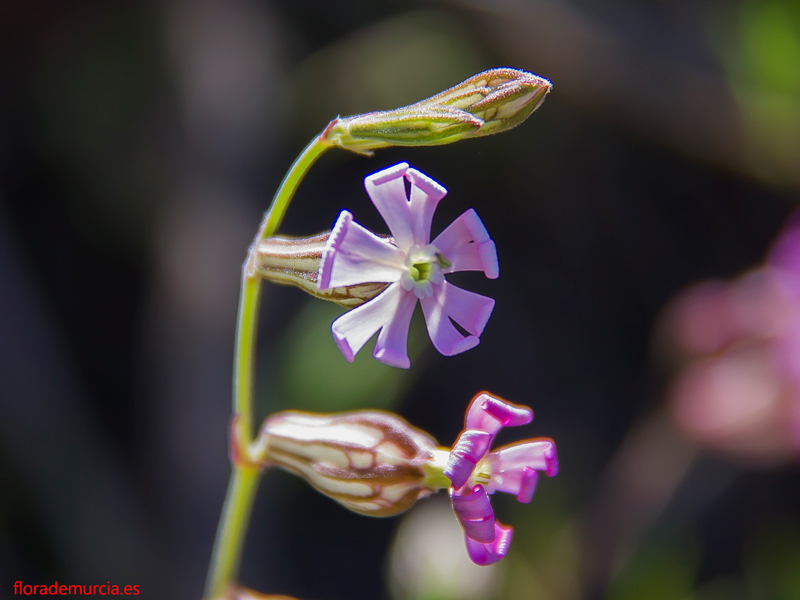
205 135 331 600
205 67 552 599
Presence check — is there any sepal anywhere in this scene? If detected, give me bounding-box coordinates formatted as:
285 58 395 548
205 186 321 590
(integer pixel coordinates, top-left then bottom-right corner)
260 410 445 516
255 232 388 307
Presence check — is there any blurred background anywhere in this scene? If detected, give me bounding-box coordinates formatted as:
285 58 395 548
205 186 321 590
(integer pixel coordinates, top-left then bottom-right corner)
1 1 799 599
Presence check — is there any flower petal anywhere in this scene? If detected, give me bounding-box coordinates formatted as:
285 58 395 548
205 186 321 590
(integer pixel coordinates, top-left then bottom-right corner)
420 282 494 356
517 467 538 503
465 393 533 435
451 485 496 543
364 163 415 252
406 167 447 247
373 287 418 368
318 211 406 290
444 430 493 488
488 440 559 478
464 522 513 566
331 283 405 362
432 209 499 279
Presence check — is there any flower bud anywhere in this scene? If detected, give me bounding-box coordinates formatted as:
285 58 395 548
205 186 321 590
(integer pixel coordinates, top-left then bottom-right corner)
260 410 450 517
255 233 388 307
322 68 552 154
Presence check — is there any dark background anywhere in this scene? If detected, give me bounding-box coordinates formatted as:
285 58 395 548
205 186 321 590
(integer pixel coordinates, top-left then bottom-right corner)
1 1 799 599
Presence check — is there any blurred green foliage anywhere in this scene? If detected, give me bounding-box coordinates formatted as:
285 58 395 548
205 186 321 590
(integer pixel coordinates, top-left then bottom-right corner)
724 0 800 184
291 11 487 138
745 517 800 600
606 534 700 600
265 299 428 414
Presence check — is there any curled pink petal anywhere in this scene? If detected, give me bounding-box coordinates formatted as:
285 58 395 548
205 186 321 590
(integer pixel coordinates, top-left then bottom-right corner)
517 467 538 503
451 485 496 543
433 209 499 279
489 440 559 478
444 430 493 488
464 522 513 566
318 211 406 290
406 167 447 246
465 393 533 435
331 283 405 362
364 163 415 252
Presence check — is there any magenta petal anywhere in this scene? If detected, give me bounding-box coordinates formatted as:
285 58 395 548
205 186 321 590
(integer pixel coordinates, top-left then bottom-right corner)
432 209 499 279
364 163 415 252
490 440 559 478
318 211 406 290
451 485 496 543
406 167 447 246
331 283 404 362
465 393 533 436
373 288 418 369
444 430 493 488
517 467 538 504
464 522 513 566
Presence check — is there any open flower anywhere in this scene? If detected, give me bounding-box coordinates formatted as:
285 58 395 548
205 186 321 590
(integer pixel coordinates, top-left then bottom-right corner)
255 392 558 566
445 393 559 565
318 162 498 368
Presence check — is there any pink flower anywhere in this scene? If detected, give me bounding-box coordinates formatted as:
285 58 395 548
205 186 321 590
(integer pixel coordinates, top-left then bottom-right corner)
445 393 558 565
662 212 800 466
318 163 498 368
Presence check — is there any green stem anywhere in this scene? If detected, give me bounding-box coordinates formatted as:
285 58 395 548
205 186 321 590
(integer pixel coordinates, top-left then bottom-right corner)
237 135 331 444
204 135 330 599
204 467 260 599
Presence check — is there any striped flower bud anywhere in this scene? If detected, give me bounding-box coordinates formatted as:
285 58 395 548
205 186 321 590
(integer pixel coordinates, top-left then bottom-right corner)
260 410 451 517
322 68 552 154
255 233 388 307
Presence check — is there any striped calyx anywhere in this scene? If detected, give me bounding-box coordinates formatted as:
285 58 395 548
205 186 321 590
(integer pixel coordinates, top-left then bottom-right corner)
255 233 388 307
261 410 449 517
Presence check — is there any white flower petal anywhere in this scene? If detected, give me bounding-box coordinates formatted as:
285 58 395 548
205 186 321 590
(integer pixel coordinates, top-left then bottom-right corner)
364 163 416 252
319 211 406 290
373 288 418 369
331 282 405 362
420 282 483 356
432 209 499 279
407 167 447 247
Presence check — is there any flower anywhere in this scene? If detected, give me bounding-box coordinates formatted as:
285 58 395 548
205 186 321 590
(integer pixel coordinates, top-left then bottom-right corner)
318 162 499 368
661 213 800 466
445 393 559 565
255 392 558 565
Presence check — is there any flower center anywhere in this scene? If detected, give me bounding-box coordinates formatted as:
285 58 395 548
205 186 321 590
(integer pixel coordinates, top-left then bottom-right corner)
401 245 449 298
409 259 433 282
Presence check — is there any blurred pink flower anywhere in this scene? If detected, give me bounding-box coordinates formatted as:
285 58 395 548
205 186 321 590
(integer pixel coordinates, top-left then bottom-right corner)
662 215 800 466
318 162 498 368
445 393 558 565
